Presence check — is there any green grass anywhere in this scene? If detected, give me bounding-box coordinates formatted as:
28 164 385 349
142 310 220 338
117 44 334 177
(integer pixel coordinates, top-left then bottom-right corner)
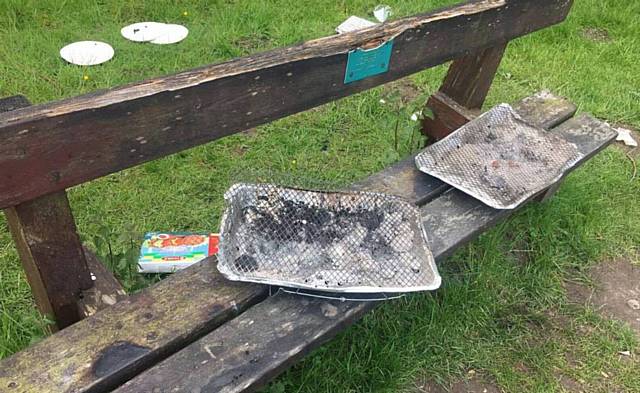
1 0 639 391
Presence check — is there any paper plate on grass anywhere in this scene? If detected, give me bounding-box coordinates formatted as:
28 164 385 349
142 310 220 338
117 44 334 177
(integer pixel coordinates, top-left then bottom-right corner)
121 22 167 42
150 24 189 44
59 41 114 66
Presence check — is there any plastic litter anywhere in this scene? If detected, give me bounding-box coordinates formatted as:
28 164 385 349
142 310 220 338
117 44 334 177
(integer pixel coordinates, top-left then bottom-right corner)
336 16 378 34
616 127 638 147
373 5 392 23
59 41 114 66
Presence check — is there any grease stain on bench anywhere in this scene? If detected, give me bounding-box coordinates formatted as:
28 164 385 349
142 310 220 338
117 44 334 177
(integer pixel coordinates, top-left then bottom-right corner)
93 341 151 377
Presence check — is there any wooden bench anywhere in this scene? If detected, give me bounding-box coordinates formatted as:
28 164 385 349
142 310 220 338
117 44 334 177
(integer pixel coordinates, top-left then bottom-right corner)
0 0 617 391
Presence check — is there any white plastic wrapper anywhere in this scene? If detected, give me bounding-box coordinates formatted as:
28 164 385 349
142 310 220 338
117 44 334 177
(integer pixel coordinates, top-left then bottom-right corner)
59 41 114 66
336 16 378 34
616 128 638 147
373 5 392 23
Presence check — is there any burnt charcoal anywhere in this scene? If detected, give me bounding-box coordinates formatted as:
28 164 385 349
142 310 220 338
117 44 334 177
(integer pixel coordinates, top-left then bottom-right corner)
217 184 439 292
234 255 258 272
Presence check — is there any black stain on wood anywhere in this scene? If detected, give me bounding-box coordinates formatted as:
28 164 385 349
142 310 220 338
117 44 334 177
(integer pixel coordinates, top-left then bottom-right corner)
93 341 151 378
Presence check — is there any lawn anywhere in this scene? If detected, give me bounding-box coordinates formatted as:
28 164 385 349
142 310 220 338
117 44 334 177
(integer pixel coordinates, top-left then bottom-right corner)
1 0 639 392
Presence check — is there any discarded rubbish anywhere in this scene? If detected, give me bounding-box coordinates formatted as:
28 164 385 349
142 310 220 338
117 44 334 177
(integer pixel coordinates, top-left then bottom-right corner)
121 22 188 44
336 16 378 34
121 22 167 42
150 24 189 44
59 41 114 66
616 127 638 147
415 104 582 210
138 232 219 273
217 183 441 296
627 298 640 310
373 5 392 23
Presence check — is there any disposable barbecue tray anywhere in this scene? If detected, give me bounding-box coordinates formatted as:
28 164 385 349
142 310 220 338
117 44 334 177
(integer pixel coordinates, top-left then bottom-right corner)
415 104 582 209
217 183 441 293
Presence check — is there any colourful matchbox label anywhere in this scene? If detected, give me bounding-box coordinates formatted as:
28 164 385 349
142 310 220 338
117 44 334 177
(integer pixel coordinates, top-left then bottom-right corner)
138 232 219 273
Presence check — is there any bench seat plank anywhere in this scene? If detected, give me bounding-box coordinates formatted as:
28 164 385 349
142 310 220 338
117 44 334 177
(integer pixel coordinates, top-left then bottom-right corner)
114 98 601 393
0 92 577 392
0 263 267 393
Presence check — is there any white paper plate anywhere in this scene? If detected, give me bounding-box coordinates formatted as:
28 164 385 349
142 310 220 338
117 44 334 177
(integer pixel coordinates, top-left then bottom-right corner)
59 41 114 66
150 24 189 45
121 22 167 42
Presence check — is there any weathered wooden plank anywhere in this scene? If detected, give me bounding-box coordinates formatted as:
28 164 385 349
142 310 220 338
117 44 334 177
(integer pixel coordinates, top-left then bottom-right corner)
351 156 449 205
0 91 577 392
0 97 95 330
5 192 95 330
439 43 508 109
0 261 268 393
515 90 579 130
421 91 478 140
0 95 30 113
422 43 507 140
114 100 599 393
115 292 377 393
0 0 574 209
77 247 128 318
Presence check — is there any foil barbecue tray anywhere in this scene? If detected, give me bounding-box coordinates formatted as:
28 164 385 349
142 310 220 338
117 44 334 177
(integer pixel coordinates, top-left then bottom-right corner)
415 104 582 210
217 183 441 293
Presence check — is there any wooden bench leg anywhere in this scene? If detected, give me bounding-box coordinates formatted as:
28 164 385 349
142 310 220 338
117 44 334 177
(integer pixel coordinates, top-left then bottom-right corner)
5 192 95 330
1 95 127 330
422 42 508 140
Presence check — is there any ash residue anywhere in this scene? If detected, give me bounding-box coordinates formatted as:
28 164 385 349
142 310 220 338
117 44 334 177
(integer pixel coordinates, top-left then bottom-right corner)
244 199 383 246
220 185 435 290
416 105 581 208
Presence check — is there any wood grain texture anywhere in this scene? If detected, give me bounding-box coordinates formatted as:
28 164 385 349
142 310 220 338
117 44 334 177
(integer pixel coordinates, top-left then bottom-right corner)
1 96 95 330
77 248 128 318
439 43 508 109
113 94 591 393
0 0 574 209
421 91 478 140
350 156 449 206
0 95 30 113
0 261 268 393
422 43 507 140
5 192 94 330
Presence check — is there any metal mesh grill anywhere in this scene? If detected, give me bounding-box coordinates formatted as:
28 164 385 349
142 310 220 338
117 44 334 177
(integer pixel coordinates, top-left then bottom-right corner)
217 183 440 293
415 104 582 210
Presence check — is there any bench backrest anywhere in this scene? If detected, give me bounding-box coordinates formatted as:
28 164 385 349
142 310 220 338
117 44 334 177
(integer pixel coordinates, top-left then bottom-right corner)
0 0 572 209
0 0 573 330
